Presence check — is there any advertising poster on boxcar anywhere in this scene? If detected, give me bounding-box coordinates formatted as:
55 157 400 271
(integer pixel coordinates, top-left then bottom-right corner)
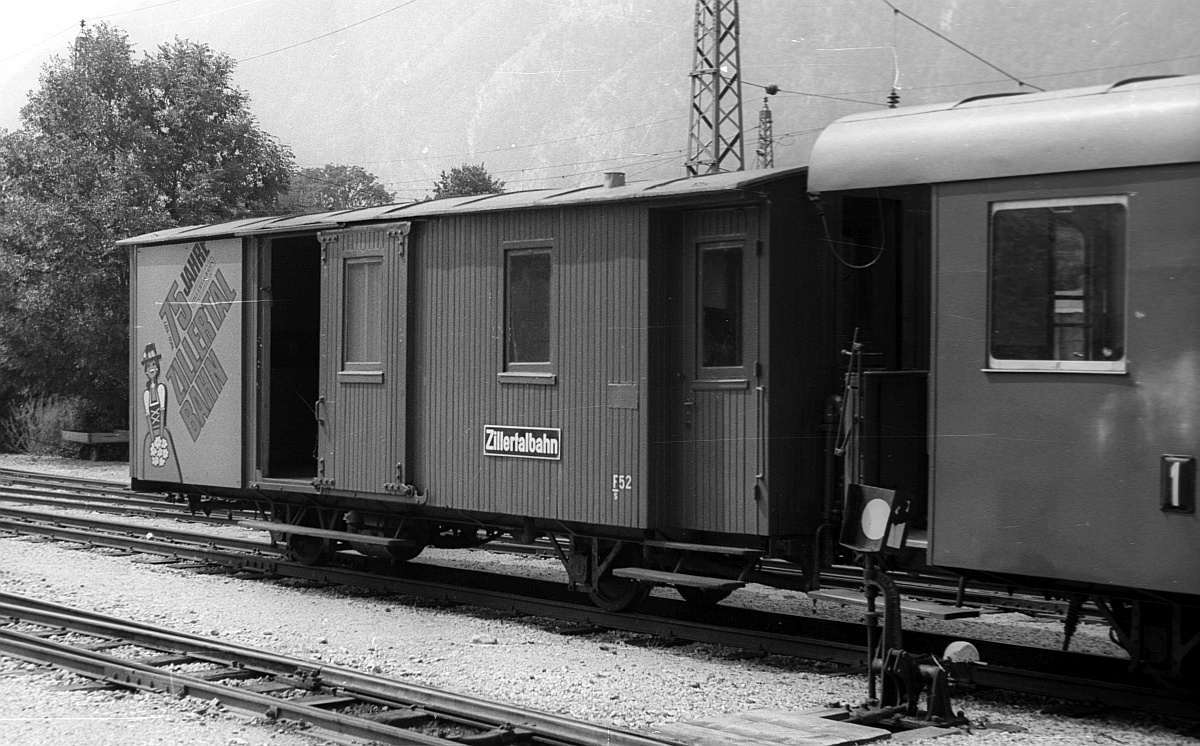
134 238 242 487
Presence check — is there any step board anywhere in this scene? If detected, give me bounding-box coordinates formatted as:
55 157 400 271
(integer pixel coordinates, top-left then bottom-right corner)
644 539 763 557
652 709 890 746
611 568 744 592
808 588 980 620
238 520 417 548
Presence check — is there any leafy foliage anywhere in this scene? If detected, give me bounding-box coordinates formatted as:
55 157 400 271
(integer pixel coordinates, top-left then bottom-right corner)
0 24 294 432
430 163 505 199
0 395 83 455
282 164 393 213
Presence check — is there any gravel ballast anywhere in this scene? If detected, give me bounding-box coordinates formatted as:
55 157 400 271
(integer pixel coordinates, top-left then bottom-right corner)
0 454 1196 745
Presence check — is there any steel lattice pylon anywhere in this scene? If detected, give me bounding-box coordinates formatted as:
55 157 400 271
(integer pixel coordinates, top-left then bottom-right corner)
686 0 744 176
756 96 774 169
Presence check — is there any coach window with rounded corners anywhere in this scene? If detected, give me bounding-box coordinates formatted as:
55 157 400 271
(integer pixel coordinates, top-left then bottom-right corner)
987 195 1127 373
499 240 556 385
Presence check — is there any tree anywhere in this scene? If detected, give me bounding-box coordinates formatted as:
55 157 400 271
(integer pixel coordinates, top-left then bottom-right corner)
430 163 505 199
282 164 393 213
0 24 294 429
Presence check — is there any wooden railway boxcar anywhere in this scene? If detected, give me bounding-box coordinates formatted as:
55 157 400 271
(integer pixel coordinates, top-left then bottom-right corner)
125 167 856 599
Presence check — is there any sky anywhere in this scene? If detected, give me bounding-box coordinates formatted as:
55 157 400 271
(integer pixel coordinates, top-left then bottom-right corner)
3 1 1198 194
3 2 121 76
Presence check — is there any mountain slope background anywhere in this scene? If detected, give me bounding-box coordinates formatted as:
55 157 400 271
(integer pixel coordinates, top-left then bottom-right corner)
3 0 1198 200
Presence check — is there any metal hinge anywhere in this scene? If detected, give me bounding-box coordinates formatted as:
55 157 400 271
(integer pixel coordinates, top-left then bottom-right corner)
383 462 428 502
386 223 412 256
317 231 339 263
311 458 335 489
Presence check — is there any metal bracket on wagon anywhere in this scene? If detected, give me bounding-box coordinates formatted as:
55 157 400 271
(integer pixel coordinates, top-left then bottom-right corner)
311 458 334 490
383 463 428 503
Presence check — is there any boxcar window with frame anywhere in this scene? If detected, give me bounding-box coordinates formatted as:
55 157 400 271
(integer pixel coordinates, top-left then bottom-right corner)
698 240 744 370
504 247 552 373
988 196 1126 373
342 256 383 371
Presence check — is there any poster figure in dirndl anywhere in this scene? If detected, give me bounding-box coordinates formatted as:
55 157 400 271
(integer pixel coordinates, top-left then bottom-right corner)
141 343 182 480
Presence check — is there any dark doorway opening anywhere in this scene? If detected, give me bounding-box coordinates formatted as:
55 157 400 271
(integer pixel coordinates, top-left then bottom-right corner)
262 235 321 479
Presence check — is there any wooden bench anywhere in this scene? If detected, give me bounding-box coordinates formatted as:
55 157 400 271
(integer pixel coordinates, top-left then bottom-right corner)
61 430 130 461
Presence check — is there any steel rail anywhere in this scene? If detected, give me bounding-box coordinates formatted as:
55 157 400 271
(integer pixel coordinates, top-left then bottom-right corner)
0 595 685 746
0 486 241 526
0 467 132 496
481 544 1084 619
1 503 1196 719
0 505 272 554
0 512 869 664
1 469 1085 617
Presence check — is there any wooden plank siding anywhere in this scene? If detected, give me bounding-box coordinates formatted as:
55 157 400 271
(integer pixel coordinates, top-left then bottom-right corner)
408 205 648 528
685 386 758 532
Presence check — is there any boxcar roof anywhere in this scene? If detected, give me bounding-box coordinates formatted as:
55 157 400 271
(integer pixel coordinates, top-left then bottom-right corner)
808 74 1200 192
118 165 806 247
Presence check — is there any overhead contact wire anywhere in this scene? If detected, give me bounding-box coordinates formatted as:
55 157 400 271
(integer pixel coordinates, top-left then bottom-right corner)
239 0 424 63
881 0 1046 91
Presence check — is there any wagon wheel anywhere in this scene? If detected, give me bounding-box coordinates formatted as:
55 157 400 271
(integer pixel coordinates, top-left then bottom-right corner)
288 532 330 566
286 508 337 566
676 586 733 605
586 541 650 612
588 571 650 612
386 520 430 563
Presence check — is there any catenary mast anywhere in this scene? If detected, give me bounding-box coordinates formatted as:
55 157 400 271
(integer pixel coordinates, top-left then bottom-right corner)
685 0 744 175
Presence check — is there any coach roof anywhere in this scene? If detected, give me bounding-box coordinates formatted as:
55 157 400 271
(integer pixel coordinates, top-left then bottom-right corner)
117 165 807 247
808 74 1200 192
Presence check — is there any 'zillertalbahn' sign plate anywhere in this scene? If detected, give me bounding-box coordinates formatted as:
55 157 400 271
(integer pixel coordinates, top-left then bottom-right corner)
484 425 561 460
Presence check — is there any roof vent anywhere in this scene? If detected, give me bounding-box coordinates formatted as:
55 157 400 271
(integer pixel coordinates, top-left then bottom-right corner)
953 91 1029 108
1107 74 1181 92
603 172 626 188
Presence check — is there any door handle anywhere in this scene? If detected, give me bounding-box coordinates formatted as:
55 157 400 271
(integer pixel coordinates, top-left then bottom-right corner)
314 396 325 426
683 391 695 428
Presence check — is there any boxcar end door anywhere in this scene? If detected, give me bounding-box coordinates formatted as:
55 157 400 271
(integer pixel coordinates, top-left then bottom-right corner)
317 223 411 494
667 208 761 534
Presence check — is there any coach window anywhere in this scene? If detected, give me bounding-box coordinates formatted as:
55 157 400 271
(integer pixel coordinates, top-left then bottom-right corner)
500 243 555 384
341 256 384 381
699 240 743 369
988 196 1126 373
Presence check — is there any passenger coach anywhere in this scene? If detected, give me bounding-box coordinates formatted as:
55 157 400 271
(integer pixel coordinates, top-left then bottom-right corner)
809 74 1200 682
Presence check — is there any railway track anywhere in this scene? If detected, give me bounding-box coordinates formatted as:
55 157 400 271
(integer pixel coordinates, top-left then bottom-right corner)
0 591 683 746
0 469 1090 619
0 467 249 524
0 483 1195 720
